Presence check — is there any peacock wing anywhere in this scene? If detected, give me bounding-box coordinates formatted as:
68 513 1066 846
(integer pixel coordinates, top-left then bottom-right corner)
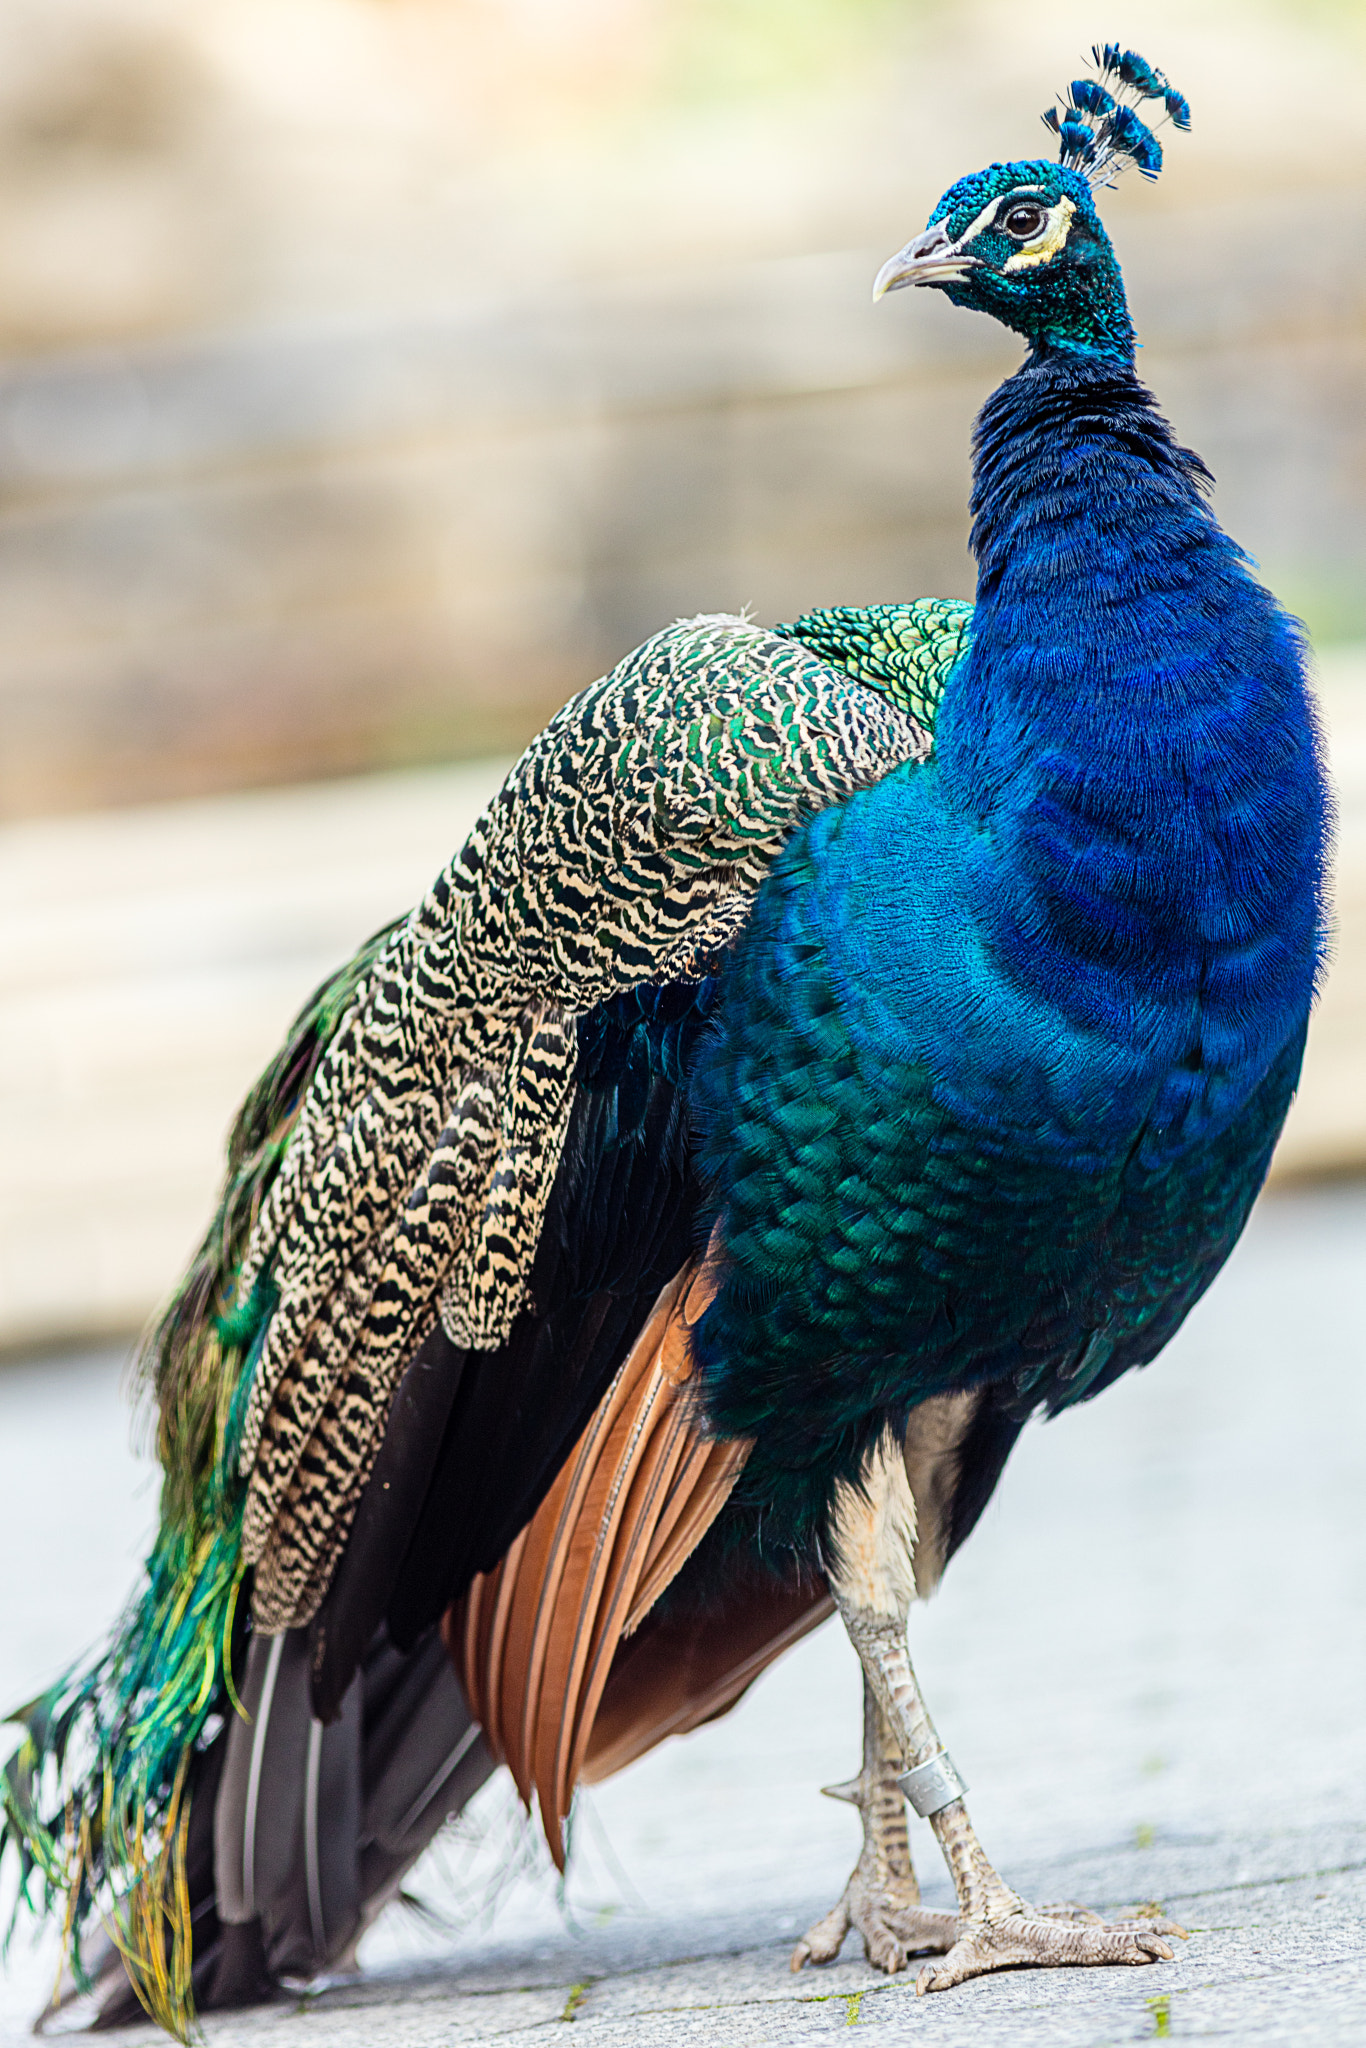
219 611 932 1635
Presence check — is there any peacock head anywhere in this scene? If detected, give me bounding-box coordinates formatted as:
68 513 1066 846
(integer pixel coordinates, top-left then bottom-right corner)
874 46 1190 363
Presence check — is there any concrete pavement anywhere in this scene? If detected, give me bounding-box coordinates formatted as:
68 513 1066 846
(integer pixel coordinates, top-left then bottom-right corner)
1 1177 1363 2045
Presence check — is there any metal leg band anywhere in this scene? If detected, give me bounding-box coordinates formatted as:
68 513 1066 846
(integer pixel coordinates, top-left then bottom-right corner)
896 1750 968 1818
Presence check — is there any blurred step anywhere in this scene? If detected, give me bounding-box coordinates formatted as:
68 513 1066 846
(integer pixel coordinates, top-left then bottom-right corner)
0 754 509 1349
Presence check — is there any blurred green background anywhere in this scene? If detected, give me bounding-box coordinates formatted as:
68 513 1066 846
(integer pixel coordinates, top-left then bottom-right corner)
0 0 1363 1347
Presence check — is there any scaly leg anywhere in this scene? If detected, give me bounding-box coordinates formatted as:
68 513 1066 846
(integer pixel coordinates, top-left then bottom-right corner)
791 1672 958 1972
822 1431 1186 1995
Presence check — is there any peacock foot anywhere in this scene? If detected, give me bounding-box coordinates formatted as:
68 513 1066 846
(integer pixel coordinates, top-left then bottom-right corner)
913 1906 1186 1994
791 1671 960 1976
791 1873 957 1975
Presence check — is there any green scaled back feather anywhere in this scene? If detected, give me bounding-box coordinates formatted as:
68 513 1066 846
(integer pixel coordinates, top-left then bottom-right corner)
0 916 401 2040
774 599 973 735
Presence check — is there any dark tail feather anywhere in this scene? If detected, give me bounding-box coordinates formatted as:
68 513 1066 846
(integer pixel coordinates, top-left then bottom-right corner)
37 1628 494 2031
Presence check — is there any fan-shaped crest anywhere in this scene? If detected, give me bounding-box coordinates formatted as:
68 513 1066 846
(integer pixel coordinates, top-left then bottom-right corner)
1041 45 1190 187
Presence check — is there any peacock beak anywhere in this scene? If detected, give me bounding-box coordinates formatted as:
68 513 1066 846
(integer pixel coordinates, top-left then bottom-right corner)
872 221 979 299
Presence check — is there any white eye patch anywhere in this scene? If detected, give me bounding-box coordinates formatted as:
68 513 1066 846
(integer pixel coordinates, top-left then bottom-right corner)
951 190 1077 273
1001 196 1076 272
955 191 1032 246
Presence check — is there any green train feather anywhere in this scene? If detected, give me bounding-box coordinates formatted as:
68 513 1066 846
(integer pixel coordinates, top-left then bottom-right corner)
0 918 399 2035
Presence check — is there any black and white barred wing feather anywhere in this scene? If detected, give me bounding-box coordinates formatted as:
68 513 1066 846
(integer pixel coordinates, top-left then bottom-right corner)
231 613 930 1632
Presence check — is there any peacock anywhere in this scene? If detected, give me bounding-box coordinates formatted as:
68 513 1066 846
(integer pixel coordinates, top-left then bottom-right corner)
2 43 1328 2035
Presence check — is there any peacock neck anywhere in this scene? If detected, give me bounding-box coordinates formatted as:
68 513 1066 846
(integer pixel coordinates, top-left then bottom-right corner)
919 346 1323 1131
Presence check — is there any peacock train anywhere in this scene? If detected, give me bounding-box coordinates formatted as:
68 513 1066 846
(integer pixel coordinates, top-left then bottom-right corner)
1 42 1327 2035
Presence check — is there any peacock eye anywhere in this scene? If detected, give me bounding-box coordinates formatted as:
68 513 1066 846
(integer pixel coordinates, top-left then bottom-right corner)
1001 202 1047 240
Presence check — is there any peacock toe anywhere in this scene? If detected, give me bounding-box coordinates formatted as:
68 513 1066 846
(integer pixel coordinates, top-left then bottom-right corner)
791 1877 958 1975
914 1909 1183 1994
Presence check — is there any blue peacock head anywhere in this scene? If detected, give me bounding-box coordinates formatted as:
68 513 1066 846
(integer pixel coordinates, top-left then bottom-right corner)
875 45 1190 362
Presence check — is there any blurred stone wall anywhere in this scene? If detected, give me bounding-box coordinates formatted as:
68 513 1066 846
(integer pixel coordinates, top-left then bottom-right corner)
0 0 1361 815
1 185 1364 815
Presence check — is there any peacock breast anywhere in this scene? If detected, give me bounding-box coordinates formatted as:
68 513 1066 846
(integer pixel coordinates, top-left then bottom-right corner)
688 765 1305 1525
806 763 1191 1174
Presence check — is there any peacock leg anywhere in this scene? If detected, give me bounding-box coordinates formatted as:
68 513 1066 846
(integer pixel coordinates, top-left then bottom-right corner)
790 1671 958 1972
825 1431 1186 1994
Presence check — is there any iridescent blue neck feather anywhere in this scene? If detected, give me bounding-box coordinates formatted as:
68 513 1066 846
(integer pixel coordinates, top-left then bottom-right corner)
818 351 1325 1170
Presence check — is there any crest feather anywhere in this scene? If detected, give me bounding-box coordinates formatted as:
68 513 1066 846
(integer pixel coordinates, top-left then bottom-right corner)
1042 45 1190 188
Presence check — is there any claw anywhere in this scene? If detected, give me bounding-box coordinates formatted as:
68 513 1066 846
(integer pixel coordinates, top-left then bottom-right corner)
791 1900 851 1971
